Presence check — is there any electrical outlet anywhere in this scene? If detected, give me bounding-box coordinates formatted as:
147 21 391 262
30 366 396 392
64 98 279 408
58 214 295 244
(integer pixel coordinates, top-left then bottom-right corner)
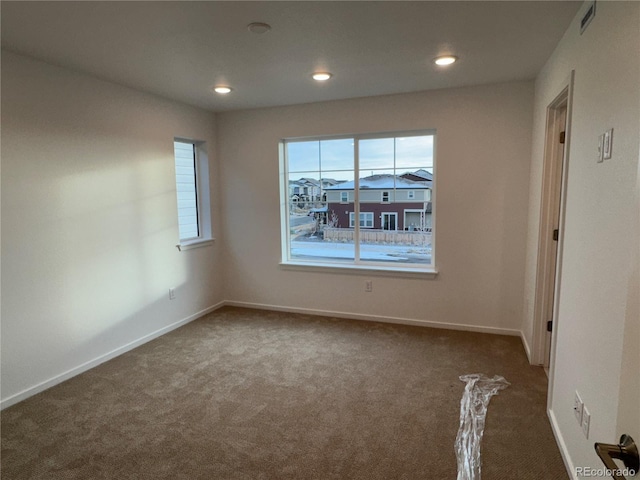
582 406 591 438
169 288 176 300
365 280 373 293
574 391 584 425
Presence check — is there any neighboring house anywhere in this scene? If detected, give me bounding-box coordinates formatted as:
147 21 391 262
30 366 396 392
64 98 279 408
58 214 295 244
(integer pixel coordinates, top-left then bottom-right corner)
289 178 321 208
325 174 432 231
290 177 344 209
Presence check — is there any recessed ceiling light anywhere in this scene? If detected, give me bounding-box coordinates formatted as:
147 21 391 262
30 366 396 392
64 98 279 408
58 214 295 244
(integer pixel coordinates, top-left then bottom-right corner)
434 55 458 66
312 72 333 81
247 22 271 34
213 86 232 94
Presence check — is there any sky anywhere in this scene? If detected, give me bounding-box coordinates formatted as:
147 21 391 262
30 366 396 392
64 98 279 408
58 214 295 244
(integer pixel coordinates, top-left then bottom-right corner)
287 135 434 181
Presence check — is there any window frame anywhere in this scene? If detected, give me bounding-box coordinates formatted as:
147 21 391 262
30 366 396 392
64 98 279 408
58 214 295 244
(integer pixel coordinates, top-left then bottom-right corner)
279 130 437 276
340 191 349 203
174 138 214 251
381 212 398 231
349 212 374 228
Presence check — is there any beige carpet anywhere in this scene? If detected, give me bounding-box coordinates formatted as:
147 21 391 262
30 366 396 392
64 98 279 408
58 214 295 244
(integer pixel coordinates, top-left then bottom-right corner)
1 307 567 479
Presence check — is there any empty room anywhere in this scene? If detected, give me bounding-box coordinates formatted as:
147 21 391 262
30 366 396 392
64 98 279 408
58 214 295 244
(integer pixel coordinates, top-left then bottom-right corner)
1 1 638 479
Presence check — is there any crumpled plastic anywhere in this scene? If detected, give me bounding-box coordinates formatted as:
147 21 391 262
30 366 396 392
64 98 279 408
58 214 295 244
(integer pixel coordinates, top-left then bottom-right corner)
455 374 511 480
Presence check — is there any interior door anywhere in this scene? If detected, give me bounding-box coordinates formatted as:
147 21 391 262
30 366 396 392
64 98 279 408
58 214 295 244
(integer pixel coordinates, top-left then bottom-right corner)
543 106 567 370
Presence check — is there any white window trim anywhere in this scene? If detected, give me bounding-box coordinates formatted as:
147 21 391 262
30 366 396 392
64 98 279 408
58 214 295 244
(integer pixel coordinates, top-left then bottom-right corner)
381 191 390 203
280 260 438 278
174 138 214 250
175 239 214 251
340 191 349 203
408 190 415 199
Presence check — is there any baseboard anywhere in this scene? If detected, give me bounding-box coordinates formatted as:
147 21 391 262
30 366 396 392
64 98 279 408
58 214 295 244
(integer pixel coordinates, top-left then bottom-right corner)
520 330 533 364
548 408 578 480
0 301 225 410
223 300 522 337
1 300 525 410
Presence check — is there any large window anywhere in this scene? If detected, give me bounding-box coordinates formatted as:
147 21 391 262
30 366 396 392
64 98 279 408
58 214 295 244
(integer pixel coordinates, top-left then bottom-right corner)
281 131 435 270
174 139 213 248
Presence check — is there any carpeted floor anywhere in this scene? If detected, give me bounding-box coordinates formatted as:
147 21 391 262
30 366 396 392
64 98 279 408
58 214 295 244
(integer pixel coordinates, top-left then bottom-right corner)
1 307 568 479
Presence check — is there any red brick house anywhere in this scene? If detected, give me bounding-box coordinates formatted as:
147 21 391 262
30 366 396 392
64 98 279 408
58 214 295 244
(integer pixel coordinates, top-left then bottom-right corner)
325 174 432 231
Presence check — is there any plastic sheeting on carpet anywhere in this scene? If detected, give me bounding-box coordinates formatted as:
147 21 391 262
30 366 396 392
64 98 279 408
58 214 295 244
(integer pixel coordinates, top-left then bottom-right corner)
455 374 511 480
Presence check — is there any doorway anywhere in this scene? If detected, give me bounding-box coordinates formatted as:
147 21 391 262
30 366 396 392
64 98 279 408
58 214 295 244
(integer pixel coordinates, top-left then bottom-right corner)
532 86 570 372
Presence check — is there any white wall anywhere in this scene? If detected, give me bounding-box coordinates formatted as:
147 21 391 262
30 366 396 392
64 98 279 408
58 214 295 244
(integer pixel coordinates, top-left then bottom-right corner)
217 82 534 333
0 52 224 407
523 2 639 477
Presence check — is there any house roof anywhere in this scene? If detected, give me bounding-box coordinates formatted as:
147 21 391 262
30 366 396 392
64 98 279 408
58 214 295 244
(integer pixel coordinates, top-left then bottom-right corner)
321 178 343 186
290 178 346 187
325 174 431 191
400 169 433 181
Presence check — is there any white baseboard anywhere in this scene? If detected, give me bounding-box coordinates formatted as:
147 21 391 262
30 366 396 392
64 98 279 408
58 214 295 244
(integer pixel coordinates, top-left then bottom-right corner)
520 330 533 364
548 408 578 480
2 300 526 410
223 300 522 337
0 301 225 410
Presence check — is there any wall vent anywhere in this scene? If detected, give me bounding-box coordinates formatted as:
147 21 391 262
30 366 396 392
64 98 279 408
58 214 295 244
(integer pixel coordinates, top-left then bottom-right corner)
580 1 596 35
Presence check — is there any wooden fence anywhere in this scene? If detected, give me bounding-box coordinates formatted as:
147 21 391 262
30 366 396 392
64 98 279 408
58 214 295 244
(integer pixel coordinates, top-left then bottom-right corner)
323 228 431 245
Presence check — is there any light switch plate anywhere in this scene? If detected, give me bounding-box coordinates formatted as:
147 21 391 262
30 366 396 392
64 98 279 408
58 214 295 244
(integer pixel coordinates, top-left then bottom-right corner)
574 391 584 425
603 128 613 159
582 406 591 438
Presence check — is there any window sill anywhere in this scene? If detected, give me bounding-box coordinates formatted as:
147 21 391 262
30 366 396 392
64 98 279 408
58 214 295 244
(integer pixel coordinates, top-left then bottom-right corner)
176 238 215 251
279 260 438 279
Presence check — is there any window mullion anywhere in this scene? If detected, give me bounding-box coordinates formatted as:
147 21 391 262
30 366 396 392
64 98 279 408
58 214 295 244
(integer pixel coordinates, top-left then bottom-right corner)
354 138 360 264
283 143 292 261
393 137 397 205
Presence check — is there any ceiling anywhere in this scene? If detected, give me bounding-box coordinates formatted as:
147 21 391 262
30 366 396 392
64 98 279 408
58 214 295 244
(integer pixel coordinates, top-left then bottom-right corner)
1 1 581 113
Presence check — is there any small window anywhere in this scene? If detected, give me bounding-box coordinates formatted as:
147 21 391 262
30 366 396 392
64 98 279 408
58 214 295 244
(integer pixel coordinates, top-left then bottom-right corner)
341 191 349 203
408 190 415 199
174 141 199 240
349 212 374 228
174 139 212 247
381 191 390 203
